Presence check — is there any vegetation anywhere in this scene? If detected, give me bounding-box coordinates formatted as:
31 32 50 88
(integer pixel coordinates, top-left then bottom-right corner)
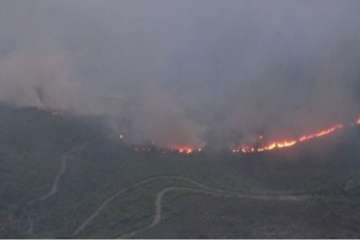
0 105 359 238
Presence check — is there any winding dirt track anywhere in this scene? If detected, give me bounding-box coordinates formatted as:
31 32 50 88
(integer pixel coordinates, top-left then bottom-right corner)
73 176 222 235
38 156 68 201
118 186 311 238
23 153 69 235
26 215 34 235
24 145 86 235
73 175 311 237
28 144 86 205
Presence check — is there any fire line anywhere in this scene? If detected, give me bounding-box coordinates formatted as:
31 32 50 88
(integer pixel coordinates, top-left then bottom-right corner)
231 122 349 154
131 116 360 155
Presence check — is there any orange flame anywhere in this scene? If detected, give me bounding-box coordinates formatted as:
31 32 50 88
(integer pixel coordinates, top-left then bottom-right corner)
299 124 343 142
258 140 298 152
233 123 344 154
131 115 359 155
172 145 202 155
237 139 297 154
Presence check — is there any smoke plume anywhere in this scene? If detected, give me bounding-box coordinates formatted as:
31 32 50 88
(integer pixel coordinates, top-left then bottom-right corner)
0 0 359 148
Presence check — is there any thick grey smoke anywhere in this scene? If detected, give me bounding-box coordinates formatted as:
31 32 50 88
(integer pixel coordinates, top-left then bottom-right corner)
0 0 359 148
0 52 77 110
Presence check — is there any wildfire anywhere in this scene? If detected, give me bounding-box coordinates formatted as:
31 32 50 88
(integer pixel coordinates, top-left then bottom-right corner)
171 145 203 155
178 147 193 154
232 123 345 154
298 124 343 142
131 115 360 156
257 140 298 152
232 146 255 154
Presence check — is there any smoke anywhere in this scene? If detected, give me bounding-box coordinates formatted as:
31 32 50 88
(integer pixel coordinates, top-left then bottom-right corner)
126 84 205 147
0 52 78 110
0 0 359 148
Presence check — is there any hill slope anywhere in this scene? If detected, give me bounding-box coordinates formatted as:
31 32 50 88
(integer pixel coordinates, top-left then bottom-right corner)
0 105 360 238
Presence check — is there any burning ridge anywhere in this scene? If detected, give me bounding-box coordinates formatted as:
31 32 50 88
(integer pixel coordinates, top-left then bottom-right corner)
130 115 360 156
29 106 360 156
231 124 344 154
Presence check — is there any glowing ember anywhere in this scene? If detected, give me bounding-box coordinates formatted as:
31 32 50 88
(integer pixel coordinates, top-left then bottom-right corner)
357 116 360 125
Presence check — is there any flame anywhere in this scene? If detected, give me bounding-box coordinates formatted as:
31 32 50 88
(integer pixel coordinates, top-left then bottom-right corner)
299 124 343 142
232 123 345 154
237 140 297 154
171 145 202 155
131 115 359 155
258 140 298 152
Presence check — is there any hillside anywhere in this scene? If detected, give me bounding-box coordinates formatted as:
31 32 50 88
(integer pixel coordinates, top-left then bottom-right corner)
0 105 360 238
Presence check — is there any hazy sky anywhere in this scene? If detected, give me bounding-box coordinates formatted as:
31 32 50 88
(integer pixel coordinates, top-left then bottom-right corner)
0 0 359 147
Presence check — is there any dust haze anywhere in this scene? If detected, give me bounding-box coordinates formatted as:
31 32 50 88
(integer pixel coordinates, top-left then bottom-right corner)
0 0 359 148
